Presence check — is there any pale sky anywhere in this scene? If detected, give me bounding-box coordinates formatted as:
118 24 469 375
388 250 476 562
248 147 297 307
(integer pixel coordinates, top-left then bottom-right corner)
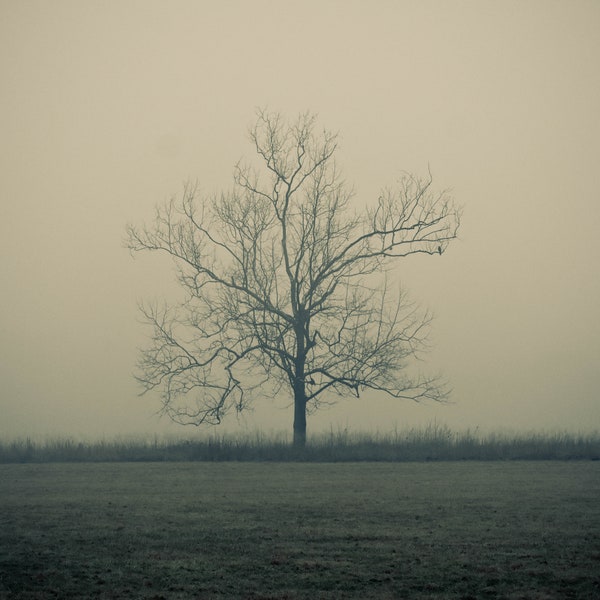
1 0 599 440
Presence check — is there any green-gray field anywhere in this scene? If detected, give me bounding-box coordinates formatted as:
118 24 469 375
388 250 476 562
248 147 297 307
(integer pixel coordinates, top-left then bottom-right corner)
1 462 599 599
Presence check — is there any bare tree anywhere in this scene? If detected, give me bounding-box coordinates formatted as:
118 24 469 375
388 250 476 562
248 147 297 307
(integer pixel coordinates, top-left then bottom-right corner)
126 110 461 447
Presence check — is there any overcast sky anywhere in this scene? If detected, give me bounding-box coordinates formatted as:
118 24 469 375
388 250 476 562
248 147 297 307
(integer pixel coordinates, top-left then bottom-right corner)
2 0 599 440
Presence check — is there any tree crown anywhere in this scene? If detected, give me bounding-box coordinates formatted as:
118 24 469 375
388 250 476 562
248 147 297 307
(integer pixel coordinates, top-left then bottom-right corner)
126 110 461 429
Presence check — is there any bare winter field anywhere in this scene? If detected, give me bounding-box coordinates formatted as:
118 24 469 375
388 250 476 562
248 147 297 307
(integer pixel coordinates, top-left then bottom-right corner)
1 461 599 599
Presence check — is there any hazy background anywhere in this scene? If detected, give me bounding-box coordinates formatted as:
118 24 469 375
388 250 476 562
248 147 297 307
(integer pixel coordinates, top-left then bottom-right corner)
2 0 599 440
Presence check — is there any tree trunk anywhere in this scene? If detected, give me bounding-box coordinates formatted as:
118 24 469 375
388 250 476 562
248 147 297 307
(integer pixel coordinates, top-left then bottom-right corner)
292 318 308 448
293 381 307 448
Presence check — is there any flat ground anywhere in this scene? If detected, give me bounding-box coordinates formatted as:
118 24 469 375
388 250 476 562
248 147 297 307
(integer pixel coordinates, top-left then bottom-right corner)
1 462 599 599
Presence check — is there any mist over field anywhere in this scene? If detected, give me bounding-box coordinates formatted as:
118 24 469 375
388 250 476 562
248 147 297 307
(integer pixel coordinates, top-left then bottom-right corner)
1 1 599 441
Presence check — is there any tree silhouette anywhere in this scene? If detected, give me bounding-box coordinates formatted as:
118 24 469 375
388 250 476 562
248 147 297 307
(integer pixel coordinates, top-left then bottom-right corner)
126 110 461 446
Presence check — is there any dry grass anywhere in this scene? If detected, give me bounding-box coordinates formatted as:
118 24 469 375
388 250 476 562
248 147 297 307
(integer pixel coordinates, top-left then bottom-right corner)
1 461 599 598
1 426 599 463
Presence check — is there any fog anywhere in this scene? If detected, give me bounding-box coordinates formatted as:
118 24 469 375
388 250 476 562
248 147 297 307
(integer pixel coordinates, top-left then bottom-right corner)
1 1 599 440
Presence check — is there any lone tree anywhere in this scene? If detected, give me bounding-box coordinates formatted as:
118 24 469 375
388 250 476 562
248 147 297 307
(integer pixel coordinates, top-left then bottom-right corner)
126 110 461 447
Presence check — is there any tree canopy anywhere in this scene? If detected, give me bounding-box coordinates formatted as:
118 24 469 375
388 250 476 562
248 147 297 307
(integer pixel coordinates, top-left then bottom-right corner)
126 110 461 446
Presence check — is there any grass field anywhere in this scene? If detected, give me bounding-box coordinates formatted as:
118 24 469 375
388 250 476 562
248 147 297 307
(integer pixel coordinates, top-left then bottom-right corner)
1 462 599 599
